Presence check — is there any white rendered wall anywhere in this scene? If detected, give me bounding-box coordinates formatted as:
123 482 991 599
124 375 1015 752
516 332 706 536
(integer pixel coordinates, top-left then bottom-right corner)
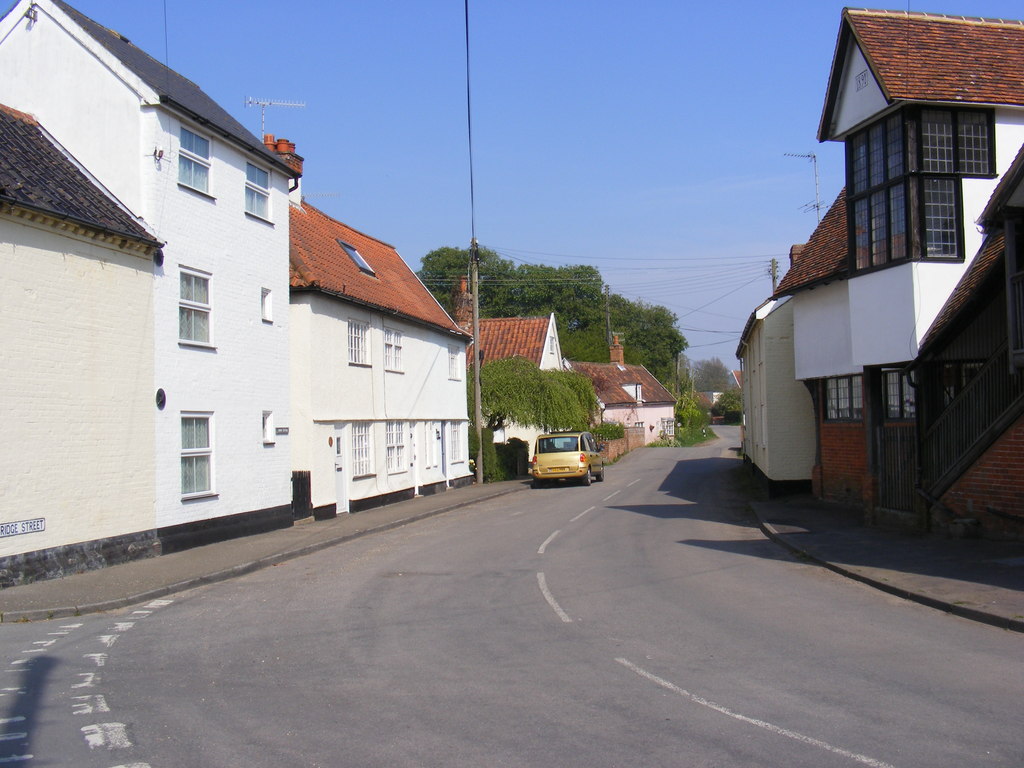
291 294 470 510
0 0 294 530
743 301 815 482
0 1 151 214
539 314 563 370
828 44 889 139
146 116 293 528
0 219 155 556
792 281 856 380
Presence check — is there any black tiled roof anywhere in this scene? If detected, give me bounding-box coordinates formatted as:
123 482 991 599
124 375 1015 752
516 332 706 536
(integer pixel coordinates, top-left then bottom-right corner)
0 103 160 247
52 0 292 175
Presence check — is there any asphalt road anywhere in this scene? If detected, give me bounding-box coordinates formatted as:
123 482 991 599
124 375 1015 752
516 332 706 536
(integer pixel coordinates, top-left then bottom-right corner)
2 427 1022 767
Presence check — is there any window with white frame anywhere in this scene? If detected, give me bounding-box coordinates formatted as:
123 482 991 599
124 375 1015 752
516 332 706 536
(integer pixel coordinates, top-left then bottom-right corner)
181 413 213 496
179 268 211 344
262 411 274 444
386 421 405 473
178 127 210 193
449 422 462 462
384 328 403 372
348 319 369 365
261 288 272 323
245 163 270 218
352 422 372 476
448 345 461 380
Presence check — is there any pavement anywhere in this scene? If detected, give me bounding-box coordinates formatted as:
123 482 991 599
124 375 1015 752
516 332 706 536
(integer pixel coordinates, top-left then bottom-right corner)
1 476 1023 632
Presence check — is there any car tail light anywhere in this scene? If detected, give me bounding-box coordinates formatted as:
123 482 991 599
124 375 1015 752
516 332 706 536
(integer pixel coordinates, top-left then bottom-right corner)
579 453 586 464
531 455 537 466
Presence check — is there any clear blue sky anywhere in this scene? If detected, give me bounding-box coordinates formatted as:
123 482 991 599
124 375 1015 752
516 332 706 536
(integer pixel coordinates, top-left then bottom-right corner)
49 1 1024 360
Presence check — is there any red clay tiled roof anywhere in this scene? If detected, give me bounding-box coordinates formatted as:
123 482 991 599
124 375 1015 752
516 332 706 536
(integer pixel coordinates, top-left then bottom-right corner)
918 232 1004 354
471 316 550 366
820 9 1024 140
289 202 466 335
774 188 848 297
568 360 675 406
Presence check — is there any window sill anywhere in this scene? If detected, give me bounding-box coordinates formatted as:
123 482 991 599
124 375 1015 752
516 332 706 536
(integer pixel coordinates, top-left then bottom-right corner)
178 183 216 201
348 361 372 368
179 340 217 351
385 368 404 374
262 318 274 325
352 473 376 480
245 211 274 226
182 491 218 502
263 440 276 447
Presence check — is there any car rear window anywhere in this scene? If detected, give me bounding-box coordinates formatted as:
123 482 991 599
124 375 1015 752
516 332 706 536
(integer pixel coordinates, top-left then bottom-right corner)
537 436 579 453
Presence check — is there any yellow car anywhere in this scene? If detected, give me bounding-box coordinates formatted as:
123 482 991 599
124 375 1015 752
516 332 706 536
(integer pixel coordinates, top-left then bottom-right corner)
530 431 606 488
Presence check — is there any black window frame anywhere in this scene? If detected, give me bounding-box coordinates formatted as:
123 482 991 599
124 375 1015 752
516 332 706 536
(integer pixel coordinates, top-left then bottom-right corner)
825 375 864 422
883 370 916 421
846 107 995 275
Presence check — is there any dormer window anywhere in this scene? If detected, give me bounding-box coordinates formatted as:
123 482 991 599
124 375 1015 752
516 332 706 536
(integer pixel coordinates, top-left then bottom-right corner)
338 240 374 275
847 107 993 272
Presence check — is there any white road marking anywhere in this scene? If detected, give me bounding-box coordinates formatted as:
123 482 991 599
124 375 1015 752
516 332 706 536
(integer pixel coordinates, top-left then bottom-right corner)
0 718 24 725
112 623 135 633
31 640 55 648
109 763 152 768
538 530 560 555
72 673 99 689
130 610 152 617
570 506 594 522
537 572 573 623
60 623 83 629
0 755 33 763
0 689 25 698
616 659 896 768
98 635 119 648
81 722 131 750
72 695 110 715
0 733 27 742
603 490 620 501
145 599 173 608
83 653 107 667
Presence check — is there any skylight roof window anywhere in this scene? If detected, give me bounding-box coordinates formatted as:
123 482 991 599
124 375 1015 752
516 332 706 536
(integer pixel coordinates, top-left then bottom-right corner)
337 239 375 275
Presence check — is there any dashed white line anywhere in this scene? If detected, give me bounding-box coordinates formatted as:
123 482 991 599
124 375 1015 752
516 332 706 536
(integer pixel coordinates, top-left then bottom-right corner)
603 490 620 501
536 572 573 623
570 506 594 523
627 479 641 488
615 658 896 768
538 530 560 555
0 718 24 726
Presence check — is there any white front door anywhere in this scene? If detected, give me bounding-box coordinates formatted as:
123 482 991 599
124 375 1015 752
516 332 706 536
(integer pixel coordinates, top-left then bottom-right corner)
334 424 349 514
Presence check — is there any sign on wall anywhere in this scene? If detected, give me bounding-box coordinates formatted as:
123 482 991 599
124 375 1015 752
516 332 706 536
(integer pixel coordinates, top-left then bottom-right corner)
0 518 46 538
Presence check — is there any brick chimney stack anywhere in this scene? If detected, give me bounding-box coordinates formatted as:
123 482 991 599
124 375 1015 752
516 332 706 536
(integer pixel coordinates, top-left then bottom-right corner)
263 133 304 176
789 243 805 267
610 334 624 364
452 275 473 334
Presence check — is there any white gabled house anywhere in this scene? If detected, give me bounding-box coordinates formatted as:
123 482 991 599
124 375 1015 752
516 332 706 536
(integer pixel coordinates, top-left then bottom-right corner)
736 290 816 496
774 9 1024 523
0 0 298 577
0 103 163 584
288 198 472 516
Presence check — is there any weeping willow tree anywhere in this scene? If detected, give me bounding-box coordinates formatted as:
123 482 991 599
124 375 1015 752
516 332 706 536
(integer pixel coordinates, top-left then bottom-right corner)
475 357 597 433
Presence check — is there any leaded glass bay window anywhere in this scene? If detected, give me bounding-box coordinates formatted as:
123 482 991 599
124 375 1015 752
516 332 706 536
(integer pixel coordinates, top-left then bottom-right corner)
825 376 863 421
846 107 992 271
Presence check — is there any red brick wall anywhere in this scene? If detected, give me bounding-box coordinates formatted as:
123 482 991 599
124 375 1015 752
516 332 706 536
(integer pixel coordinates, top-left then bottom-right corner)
941 412 1024 539
600 426 646 463
818 421 869 504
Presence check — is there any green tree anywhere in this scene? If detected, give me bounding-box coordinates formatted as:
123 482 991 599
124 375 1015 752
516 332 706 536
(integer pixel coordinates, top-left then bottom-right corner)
692 357 734 392
712 389 743 424
476 357 597 432
419 245 687 388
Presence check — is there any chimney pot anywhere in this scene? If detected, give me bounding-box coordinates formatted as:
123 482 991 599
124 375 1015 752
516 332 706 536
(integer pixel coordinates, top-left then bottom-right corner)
263 133 276 152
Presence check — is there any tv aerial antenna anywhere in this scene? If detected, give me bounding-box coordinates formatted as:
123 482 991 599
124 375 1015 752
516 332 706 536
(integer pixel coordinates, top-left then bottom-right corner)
245 97 306 135
785 152 822 222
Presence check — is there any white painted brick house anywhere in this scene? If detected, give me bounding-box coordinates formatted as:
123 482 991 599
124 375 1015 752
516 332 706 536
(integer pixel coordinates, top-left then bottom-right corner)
0 0 297 575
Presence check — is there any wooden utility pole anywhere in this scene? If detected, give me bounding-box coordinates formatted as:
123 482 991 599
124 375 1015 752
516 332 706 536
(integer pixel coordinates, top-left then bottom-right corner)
471 238 484 484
